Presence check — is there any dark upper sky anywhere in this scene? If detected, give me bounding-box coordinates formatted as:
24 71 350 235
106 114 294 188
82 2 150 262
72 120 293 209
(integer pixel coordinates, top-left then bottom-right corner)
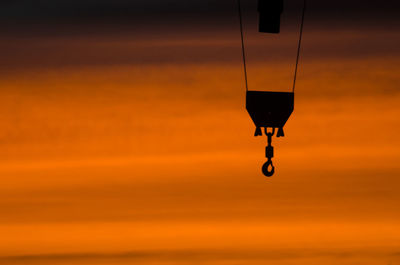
0 0 399 72
1 0 399 36
1 0 399 18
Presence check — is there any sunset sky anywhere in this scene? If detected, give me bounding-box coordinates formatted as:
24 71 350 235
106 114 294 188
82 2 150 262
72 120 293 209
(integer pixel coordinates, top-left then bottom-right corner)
0 0 399 264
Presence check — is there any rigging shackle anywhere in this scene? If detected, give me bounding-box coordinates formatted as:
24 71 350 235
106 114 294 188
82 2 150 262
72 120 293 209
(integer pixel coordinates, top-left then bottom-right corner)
265 127 275 144
263 128 275 177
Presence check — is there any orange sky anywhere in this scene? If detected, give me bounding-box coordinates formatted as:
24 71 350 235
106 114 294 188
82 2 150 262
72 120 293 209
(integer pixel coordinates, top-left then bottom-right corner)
0 25 399 265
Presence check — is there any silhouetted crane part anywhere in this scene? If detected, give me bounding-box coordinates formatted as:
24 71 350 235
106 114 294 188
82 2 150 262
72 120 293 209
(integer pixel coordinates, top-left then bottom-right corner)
246 91 294 133
237 0 306 178
262 128 275 176
258 0 284 33
246 92 293 177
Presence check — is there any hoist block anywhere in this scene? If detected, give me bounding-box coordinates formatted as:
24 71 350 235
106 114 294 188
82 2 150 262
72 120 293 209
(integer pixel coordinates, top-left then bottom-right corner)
246 91 294 129
258 0 284 33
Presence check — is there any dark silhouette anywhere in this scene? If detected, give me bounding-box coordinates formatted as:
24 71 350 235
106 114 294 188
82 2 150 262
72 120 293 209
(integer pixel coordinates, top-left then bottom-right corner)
246 91 294 177
263 127 276 177
258 0 284 33
246 91 294 134
238 0 306 177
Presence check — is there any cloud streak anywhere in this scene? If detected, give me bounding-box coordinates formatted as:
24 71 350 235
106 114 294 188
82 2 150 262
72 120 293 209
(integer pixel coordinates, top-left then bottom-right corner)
2 248 400 265
0 29 399 73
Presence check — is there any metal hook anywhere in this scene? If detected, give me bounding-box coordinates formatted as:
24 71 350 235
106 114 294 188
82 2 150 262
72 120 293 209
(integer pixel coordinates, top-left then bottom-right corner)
262 127 276 177
262 159 275 177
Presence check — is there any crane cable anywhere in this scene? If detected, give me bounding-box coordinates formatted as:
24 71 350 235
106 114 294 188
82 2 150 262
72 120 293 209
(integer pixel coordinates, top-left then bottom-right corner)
237 0 249 91
237 0 307 93
293 0 307 92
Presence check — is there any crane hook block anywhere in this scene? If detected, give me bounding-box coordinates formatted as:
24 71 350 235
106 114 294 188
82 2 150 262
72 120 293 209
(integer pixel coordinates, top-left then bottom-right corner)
258 0 284 33
246 91 294 131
